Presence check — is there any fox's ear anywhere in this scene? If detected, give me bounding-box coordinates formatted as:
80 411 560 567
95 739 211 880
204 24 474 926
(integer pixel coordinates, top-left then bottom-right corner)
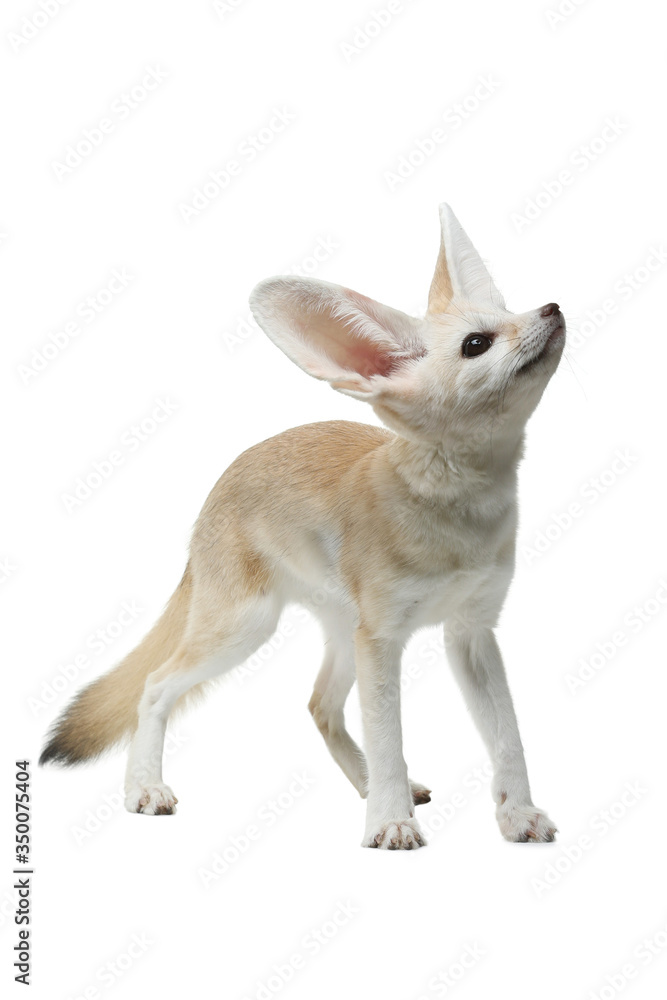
428 203 505 313
249 277 425 399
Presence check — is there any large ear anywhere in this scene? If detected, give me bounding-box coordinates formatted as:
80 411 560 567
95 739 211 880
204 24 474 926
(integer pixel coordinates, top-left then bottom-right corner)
427 203 505 313
249 277 425 399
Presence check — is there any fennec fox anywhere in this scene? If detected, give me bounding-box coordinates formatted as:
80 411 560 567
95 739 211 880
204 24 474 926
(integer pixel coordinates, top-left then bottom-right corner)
41 204 564 850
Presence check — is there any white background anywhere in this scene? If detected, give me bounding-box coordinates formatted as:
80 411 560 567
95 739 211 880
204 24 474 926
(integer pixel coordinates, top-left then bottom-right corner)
3 1 667 998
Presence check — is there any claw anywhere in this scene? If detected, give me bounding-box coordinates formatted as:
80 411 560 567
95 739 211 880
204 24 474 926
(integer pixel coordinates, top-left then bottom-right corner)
364 820 426 850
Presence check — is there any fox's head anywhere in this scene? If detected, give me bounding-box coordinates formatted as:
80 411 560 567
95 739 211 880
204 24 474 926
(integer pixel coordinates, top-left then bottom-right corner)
250 204 565 459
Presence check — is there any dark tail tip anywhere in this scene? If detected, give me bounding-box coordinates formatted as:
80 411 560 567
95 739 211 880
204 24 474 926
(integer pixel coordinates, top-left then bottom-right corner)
38 735 78 767
38 714 94 767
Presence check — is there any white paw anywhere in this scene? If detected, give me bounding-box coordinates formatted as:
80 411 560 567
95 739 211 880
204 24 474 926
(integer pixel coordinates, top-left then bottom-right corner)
125 783 178 816
497 801 557 842
363 819 426 850
410 780 432 806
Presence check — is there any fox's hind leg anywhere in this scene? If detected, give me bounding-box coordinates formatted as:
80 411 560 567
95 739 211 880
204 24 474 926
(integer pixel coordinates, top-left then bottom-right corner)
308 631 368 798
308 614 430 806
124 591 281 815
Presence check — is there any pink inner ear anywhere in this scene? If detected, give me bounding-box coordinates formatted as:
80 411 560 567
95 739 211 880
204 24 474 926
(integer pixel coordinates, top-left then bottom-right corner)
338 336 401 379
292 300 404 380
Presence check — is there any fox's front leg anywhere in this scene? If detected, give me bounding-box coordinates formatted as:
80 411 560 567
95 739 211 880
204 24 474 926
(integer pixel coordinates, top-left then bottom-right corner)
355 628 425 849
445 625 557 842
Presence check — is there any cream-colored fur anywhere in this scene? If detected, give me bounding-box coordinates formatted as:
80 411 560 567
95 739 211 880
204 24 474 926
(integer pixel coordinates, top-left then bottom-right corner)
41 204 564 848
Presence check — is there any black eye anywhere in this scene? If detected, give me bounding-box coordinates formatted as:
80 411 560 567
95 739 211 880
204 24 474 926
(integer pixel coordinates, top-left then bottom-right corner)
462 334 493 358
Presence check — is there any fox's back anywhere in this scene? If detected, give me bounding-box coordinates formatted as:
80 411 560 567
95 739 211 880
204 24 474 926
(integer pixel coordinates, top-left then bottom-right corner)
190 420 391 581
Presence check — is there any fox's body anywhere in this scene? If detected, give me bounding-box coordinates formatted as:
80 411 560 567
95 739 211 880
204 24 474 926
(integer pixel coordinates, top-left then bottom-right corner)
41 205 564 849
196 419 516 631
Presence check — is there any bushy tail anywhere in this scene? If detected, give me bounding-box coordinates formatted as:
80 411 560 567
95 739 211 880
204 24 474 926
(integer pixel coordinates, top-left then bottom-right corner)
39 567 192 767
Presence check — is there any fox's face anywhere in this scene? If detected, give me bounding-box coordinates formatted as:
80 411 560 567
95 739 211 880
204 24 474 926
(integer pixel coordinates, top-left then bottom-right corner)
250 204 565 455
408 296 565 450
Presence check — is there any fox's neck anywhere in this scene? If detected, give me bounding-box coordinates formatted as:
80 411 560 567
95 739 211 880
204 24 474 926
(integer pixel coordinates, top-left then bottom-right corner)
385 430 524 512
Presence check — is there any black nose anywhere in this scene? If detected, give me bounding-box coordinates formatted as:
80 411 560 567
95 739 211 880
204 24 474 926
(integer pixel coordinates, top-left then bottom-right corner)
540 302 560 318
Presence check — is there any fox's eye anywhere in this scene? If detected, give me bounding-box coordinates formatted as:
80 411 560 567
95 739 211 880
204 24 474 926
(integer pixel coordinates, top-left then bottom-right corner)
462 334 493 358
